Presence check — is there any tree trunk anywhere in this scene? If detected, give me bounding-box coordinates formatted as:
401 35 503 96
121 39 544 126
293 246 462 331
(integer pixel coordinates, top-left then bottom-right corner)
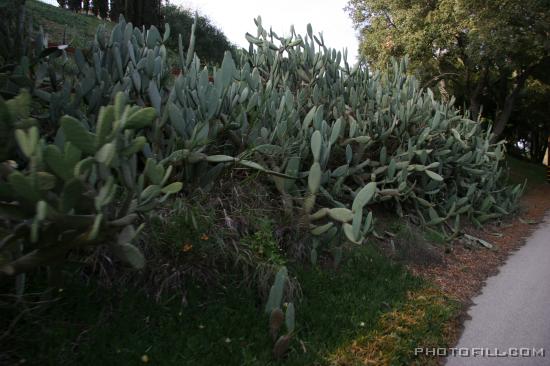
109 0 119 21
468 65 489 121
536 133 548 163
124 0 134 24
99 0 108 19
491 72 529 143
16 0 26 60
469 95 481 121
438 79 449 103
91 0 98 16
530 131 540 162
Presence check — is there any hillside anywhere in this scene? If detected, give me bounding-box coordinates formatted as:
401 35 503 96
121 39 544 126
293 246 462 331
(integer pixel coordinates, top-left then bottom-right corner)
27 0 233 64
27 0 111 48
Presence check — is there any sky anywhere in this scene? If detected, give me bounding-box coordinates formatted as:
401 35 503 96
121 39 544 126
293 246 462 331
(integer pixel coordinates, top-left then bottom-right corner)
175 0 360 62
40 0 360 62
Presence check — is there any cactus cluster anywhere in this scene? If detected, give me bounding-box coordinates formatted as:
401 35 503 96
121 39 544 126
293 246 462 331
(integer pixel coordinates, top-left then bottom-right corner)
0 91 181 277
161 16 522 255
44 20 171 128
1 14 522 279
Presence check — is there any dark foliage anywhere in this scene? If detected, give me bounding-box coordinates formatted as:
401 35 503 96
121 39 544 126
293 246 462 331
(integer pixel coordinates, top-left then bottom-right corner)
507 80 550 162
0 0 29 64
67 0 81 11
61 0 163 27
164 4 234 65
94 0 108 18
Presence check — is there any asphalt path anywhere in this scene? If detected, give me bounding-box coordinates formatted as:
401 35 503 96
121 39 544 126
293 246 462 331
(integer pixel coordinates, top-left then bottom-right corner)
446 214 550 366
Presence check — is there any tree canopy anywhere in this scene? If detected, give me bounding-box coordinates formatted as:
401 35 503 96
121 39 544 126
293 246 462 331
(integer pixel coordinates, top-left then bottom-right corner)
163 4 234 65
346 0 550 146
60 0 163 28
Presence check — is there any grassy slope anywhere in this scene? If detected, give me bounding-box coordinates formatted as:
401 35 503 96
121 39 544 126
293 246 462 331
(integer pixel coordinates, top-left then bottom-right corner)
27 0 110 48
6 247 434 365
507 156 547 189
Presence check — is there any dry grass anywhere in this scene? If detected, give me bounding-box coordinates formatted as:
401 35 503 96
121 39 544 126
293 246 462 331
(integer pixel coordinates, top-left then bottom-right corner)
329 287 459 366
408 184 550 303
76 174 305 304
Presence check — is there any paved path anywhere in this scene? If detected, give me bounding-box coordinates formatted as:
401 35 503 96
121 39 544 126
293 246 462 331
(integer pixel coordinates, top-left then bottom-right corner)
446 214 550 366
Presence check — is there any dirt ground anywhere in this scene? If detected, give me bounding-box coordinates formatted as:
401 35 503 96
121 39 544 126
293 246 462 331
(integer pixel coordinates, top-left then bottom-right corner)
410 184 550 302
408 183 550 351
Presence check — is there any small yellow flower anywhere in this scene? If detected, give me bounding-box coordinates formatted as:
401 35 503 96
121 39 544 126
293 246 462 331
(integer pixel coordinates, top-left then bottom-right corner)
141 355 149 363
200 233 209 241
181 243 193 252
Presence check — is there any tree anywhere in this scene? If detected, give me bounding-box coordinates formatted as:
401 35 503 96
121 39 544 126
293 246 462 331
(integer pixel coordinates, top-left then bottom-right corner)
67 0 82 12
0 0 28 63
506 80 550 162
346 0 550 142
109 0 122 21
110 0 162 28
91 0 98 15
92 0 108 18
163 5 234 65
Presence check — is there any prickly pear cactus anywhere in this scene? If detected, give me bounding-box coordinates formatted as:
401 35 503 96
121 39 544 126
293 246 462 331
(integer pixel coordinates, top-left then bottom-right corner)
1 12 523 278
0 91 181 276
264 266 296 359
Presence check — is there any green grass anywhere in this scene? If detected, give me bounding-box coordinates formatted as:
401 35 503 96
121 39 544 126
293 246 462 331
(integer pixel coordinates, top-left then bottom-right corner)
507 155 547 189
27 0 110 48
330 287 459 366
3 246 432 365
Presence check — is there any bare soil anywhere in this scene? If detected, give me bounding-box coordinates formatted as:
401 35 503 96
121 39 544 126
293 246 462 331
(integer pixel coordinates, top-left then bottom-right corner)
408 183 550 352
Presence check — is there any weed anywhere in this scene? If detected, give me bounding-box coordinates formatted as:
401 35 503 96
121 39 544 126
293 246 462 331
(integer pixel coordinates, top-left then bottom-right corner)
377 219 444 266
241 219 285 267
